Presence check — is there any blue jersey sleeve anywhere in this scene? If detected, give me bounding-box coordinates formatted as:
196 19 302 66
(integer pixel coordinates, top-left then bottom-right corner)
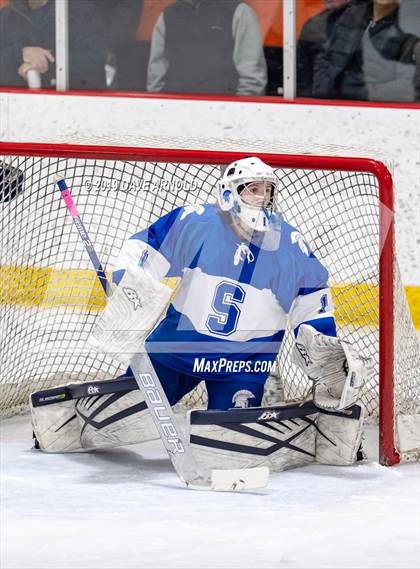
277 227 336 337
112 207 184 285
112 205 209 285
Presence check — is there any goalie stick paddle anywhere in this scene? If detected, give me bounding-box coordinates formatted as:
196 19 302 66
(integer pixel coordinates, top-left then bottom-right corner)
55 175 269 492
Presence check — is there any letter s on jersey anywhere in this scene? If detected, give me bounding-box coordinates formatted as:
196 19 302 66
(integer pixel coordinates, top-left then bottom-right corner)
205 281 245 336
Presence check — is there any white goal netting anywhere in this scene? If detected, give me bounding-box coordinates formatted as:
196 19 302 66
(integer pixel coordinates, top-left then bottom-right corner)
0 145 419 464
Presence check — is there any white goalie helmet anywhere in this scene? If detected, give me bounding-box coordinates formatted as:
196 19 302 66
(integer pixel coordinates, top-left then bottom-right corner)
217 156 281 234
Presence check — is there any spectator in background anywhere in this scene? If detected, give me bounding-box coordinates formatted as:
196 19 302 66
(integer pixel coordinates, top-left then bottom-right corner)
363 0 420 101
312 0 420 101
147 0 267 96
297 0 351 97
93 0 145 90
0 0 106 89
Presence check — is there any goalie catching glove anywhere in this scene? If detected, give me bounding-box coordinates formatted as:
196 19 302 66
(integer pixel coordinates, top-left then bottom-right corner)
291 324 373 411
88 266 173 365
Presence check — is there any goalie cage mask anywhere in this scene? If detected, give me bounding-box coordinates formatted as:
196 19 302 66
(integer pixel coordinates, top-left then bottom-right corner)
217 156 282 236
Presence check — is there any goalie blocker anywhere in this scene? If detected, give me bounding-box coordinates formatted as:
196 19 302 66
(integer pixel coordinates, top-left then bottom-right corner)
30 379 364 469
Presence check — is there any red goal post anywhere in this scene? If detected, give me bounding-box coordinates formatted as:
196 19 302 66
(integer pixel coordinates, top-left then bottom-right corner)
0 141 418 466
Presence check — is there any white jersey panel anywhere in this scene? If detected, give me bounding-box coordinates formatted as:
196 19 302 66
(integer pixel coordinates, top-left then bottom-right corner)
172 267 288 341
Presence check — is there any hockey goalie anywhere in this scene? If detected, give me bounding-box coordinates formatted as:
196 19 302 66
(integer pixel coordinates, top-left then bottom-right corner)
31 157 372 474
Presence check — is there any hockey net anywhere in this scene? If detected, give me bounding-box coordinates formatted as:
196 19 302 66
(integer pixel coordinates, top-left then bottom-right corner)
0 142 419 465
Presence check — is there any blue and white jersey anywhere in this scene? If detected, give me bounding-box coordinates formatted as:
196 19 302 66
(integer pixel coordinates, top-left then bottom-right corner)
113 204 336 383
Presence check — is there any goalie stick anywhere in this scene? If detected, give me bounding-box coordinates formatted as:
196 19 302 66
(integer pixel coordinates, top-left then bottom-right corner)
55 175 268 492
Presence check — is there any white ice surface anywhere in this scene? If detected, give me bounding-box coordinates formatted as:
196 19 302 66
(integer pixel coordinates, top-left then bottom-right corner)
1 416 419 569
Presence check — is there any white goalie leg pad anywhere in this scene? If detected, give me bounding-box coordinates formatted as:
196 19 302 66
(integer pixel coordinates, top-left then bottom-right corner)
76 389 158 451
88 266 172 366
315 404 365 465
187 402 320 474
30 378 159 452
30 388 82 452
291 324 373 411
